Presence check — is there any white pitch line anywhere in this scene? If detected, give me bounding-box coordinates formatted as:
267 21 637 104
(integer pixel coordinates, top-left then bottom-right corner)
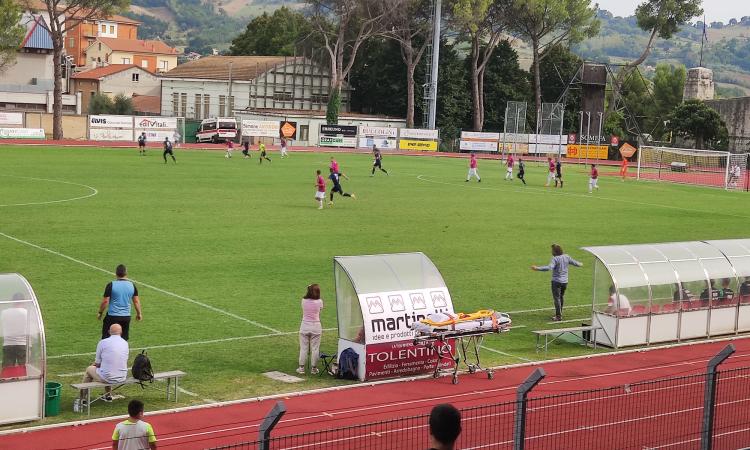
505 304 589 314
48 328 339 359
0 174 98 207
177 386 199 397
416 174 750 219
546 317 590 325
480 345 534 362
0 231 280 333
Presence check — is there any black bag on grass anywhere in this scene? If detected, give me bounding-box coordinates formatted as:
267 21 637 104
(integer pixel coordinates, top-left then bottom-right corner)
132 350 154 386
336 348 358 380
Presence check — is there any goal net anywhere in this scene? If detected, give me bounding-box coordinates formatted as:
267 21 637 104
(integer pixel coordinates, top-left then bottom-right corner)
637 146 749 190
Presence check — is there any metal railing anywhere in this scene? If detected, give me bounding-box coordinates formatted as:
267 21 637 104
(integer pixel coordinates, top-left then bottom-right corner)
209 344 749 450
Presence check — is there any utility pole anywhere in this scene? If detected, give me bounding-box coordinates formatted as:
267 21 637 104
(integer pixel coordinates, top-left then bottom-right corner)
427 0 441 130
228 61 233 117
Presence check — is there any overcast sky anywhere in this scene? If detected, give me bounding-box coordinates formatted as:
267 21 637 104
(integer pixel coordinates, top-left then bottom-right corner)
596 0 748 23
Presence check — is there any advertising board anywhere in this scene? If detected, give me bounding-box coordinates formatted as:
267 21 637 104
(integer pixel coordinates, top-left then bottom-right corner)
0 128 44 139
320 124 357 137
319 136 357 147
358 137 397 150
359 126 398 138
89 115 133 128
0 113 24 126
135 117 177 130
241 120 279 138
90 128 133 141
399 139 438 151
399 128 439 140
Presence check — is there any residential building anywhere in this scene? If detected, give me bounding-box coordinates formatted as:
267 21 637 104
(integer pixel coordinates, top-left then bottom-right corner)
23 0 141 68
71 64 161 113
0 13 80 114
160 56 350 119
84 38 179 73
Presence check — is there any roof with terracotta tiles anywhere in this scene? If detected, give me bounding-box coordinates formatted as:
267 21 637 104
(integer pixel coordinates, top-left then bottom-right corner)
163 56 304 81
94 37 177 55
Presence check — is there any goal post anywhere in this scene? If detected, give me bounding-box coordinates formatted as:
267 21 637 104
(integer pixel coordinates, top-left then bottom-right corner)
636 146 744 190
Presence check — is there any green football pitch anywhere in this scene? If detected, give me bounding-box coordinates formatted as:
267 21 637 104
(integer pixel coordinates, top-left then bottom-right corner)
1 144 747 423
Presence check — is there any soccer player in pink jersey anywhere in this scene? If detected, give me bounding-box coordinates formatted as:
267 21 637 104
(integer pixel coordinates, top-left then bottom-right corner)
330 156 349 180
225 140 234 159
466 153 481 182
589 164 599 193
545 157 556 187
315 170 326 209
505 153 515 181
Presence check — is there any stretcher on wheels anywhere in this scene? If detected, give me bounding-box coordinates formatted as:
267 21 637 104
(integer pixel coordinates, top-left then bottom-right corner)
411 310 512 384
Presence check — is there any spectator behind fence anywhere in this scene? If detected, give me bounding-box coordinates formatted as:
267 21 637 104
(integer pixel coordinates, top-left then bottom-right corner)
2 293 29 368
80 324 129 404
112 399 157 450
428 404 461 450
297 284 323 375
98 264 142 341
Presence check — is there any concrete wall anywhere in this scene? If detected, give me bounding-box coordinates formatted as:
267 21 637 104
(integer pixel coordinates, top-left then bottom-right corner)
24 112 87 139
706 97 750 152
161 59 350 119
0 52 54 92
100 68 160 97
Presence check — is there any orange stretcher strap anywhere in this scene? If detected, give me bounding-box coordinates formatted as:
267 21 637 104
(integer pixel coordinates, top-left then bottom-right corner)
420 310 496 327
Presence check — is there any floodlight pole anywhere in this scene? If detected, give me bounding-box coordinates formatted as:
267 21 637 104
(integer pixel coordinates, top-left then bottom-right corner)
427 0 442 130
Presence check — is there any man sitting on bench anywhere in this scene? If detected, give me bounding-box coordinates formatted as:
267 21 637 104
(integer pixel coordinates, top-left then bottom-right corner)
79 323 129 404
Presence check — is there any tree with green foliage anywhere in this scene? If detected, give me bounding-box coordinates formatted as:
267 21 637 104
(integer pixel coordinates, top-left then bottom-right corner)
229 7 312 57
384 0 432 127
349 38 414 118
88 93 114 115
667 100 728 149
34 0 130 139
0 0 24 74
309 0 392 124
650 63 686 137
506 0 599 126
112 94 134 115
538 44 582 133
609 0 702 119
448 0 510 131
435 41 471 143
482 41 532 132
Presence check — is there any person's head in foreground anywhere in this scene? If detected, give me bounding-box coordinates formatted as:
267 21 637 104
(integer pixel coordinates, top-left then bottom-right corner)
109 323 122 337
128 399 145 420
116 264 127 278
305 284 320 300
429 404 461 450
551 244 563 257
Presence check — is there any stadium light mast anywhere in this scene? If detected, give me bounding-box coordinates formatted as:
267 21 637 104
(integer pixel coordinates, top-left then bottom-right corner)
427 0 442 130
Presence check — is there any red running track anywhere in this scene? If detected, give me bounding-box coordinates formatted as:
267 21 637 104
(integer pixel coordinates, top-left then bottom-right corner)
2 337 750 450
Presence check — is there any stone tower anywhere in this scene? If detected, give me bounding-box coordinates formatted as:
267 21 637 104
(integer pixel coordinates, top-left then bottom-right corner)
683 67 715 101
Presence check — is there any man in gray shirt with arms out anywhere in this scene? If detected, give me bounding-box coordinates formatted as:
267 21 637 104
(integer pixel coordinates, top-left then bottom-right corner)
532 244 583 322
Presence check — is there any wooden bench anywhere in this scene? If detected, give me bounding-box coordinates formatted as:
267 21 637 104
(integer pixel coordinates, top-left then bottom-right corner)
532 326 602 353
71 370 186 415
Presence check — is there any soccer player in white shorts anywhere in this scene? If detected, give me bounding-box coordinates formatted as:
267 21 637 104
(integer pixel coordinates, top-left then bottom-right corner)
466 153 481 182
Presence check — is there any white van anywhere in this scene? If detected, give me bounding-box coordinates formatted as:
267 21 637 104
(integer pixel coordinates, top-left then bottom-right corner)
196 117 238 143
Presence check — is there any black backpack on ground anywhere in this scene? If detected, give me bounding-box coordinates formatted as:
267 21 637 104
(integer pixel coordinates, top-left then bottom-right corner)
132 350 154 386
336 348 359 380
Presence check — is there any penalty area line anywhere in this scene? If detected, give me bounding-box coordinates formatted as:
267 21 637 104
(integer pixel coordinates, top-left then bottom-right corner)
0 231 280 334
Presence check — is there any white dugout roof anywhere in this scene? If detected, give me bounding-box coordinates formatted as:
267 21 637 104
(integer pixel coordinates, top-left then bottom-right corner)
583 239 750 292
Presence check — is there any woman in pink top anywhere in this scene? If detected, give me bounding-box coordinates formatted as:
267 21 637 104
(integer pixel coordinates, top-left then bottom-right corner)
298 284 324 374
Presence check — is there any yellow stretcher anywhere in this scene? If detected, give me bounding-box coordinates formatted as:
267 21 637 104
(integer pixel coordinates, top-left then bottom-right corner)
412 310 512 384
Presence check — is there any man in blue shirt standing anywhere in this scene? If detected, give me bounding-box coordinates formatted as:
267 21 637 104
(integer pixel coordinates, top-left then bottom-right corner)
97 264 142 341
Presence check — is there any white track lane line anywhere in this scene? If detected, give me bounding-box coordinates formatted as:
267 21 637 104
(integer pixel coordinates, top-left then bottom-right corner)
0 175 98 207
0 231 280 333
416 174 750 219
48 328 338 359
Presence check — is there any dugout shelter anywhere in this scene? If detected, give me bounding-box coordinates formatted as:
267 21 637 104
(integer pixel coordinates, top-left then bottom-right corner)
334 253 455 381
0 273 46 424
584 239 750 348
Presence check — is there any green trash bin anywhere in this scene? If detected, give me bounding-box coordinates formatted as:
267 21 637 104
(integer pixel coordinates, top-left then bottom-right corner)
45 381 62 417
